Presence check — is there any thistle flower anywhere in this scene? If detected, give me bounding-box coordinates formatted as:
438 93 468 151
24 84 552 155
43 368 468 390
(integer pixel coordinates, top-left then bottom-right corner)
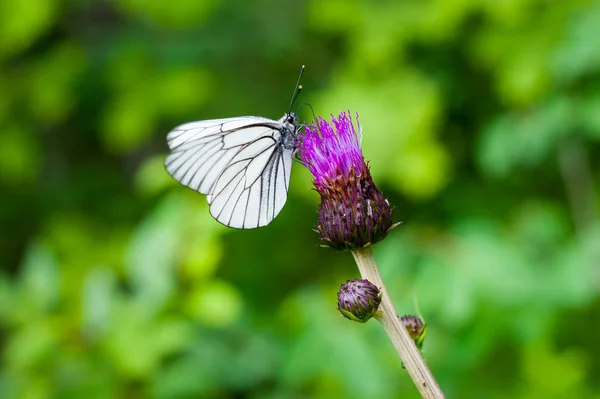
337 278 382 322
400 315 427 350
297 112 398 250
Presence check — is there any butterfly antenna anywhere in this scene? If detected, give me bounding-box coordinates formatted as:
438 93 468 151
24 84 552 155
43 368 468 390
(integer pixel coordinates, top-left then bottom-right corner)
297 102 317 124
289 65 305 112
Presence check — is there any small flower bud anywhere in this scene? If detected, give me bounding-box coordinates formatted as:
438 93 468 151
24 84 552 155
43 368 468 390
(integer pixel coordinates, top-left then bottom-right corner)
400 315 427 349
337 278 382 323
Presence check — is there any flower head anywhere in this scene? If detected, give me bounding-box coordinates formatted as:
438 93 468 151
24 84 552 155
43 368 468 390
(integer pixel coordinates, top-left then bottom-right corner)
297 111 397 250
337 278 381 322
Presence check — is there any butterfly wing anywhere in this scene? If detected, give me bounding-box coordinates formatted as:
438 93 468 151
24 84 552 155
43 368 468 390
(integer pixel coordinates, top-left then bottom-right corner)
208 142 293 229
165 116 294 228
165 116 276 195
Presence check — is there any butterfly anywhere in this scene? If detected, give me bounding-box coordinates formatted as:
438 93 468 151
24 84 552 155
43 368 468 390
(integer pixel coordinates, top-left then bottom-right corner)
164 66 305 229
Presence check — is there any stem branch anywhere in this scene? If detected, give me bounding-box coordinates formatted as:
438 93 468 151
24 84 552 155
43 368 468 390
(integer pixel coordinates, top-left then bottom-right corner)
352 247 445 399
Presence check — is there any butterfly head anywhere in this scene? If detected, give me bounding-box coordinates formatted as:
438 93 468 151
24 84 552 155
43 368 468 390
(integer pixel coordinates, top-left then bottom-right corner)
281 112 298 135
285 112 298 126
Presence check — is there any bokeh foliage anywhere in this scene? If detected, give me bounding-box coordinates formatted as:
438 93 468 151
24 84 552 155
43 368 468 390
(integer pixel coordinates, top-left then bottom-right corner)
1 0 600 398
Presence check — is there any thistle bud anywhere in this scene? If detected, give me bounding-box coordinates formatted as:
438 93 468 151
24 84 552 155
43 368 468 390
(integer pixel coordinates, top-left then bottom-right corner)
400 315 427 349
337 278 382 323
297 112 399 250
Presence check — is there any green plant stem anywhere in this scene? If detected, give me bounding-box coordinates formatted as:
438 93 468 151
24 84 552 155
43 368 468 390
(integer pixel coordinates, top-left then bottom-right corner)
351 247 445 399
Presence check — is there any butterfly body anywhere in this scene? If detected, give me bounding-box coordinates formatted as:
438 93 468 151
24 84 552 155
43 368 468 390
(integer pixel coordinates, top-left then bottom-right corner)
165 112 299 229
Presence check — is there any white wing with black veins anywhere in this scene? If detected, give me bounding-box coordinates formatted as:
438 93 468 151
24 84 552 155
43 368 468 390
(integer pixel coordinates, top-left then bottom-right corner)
165 116 294 228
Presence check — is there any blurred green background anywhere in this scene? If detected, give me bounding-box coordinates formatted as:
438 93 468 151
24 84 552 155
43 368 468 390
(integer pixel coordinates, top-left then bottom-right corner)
1 0 600 398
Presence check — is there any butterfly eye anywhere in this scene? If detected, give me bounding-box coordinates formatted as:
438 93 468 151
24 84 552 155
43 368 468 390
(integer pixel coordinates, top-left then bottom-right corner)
286 114 297 125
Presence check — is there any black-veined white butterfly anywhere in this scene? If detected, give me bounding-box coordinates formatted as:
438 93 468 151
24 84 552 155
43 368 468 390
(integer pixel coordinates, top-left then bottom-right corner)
164 66 305 229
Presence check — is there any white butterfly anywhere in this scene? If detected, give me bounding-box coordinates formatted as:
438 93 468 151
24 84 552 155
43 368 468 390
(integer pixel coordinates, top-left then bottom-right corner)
164 113 299 228
165 67 306 229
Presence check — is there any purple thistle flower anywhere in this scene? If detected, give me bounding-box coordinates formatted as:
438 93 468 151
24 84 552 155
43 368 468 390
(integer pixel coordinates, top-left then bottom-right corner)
297 111 398 250
337 278 382 323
